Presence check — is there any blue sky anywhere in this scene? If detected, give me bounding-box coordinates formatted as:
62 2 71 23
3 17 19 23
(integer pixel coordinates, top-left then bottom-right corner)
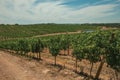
0 0 120 24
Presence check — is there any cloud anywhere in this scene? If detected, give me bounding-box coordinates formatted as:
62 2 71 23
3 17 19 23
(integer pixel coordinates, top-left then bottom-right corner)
0 0 119 24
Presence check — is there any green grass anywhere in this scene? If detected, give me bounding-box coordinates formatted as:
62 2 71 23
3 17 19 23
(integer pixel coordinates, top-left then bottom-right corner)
0 24 100 40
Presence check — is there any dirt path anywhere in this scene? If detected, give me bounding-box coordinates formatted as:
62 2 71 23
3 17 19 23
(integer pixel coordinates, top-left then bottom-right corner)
0 51 41 80
32 31 81 38
0 50 119 80
0 51 84 80
0 51 59 80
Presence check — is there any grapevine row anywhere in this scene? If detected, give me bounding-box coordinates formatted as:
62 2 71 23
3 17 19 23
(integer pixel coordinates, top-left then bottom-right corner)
0 30 120 80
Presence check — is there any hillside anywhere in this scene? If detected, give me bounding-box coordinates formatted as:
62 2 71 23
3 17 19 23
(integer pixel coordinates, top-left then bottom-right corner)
0 24 100 40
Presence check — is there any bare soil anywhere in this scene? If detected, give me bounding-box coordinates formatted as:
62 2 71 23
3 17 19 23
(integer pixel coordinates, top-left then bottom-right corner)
0 50 120 80
33 31 81 38
0 50 84 80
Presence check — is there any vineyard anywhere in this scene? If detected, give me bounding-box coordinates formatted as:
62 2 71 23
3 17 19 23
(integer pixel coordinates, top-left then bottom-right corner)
0 24 100 40
0 29 120 80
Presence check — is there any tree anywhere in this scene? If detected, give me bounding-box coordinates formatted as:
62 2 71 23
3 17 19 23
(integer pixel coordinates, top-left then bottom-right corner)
49 37 61 65
83 31 109 79
72 47 84 72
66 34 72 55
37 39 44 60
85 46 100 79
31 39 44 60
18 40 30 56
60 35 69 55
106 33 120 80
72 34 87 72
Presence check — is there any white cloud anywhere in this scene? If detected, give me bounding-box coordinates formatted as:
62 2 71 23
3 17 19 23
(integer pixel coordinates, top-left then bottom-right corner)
0 0 119 24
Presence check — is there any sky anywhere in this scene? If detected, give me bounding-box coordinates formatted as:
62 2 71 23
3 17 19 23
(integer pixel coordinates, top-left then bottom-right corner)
0 0 120 24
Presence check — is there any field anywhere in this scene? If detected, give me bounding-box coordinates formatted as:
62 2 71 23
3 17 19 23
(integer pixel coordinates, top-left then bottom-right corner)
1 0 120 79
0 24 100 40
0 24 120 80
